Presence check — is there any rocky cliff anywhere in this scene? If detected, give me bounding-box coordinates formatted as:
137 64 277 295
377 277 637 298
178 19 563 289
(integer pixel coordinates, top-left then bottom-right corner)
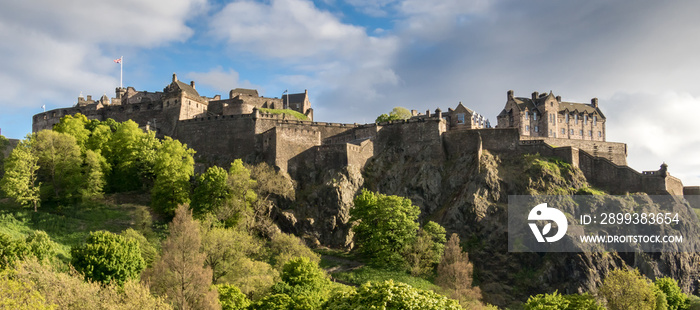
275 140 700 307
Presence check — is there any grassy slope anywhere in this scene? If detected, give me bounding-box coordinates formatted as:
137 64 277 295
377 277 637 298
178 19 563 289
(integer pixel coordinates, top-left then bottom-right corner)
0 197 153 262
259 108 309 121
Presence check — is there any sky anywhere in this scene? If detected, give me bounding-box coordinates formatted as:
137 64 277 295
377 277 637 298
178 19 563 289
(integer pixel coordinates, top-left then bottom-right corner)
1 0 699 185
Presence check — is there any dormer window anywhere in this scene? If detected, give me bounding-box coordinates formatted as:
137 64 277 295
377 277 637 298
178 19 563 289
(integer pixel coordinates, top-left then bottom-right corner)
526 111 530 120
457 113 465 124
584 115 588 124
565 114 569 123
533 112 537 121
593 116 597 126
575 114 578 124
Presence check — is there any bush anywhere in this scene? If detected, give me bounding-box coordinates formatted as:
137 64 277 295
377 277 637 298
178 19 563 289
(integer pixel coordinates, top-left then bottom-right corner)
217 284 250 310
655 277 689 310
350 190 420 269
600 268 657 310
71 230 145 285
324 280 461 310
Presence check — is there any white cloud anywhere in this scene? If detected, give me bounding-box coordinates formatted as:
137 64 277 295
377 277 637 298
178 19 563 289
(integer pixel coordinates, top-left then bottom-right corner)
0 0 206 138
209 0 399 61
606 91 700 186
187 66 259 94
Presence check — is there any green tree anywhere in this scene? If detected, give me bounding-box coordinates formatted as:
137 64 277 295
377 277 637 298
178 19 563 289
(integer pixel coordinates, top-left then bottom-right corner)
53 113 90 151
217 284 250 310
563 293 606 310
405 221 446 276
32 130 82 201
215 159 258 228
375 107 412 123
200 221 261 283
325 280 461 310
151 137 195 216
86 123 113 154
524 291 570 310
600 268 657 310
350 189 420 268
144 204 219 310
71 230 146 286
80 150 109 199
192 166 230 217
107 120 159 192
0 140 41 211
249 294 293 310
655 277 689 310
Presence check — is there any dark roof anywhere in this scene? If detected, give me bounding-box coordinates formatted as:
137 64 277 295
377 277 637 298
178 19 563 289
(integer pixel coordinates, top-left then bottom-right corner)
230 88 259 97
282 93 306 104
173 81 200 97
512 96 605 118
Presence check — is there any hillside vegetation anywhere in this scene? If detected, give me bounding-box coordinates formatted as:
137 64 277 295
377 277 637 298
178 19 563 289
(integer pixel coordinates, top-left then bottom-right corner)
1 115 699 309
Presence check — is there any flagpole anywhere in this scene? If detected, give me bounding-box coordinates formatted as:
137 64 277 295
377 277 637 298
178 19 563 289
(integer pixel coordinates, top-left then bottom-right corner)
120 56 123 88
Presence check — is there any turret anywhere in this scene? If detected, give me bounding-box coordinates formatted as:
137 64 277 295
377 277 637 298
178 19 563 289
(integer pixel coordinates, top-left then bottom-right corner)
172 73 178 83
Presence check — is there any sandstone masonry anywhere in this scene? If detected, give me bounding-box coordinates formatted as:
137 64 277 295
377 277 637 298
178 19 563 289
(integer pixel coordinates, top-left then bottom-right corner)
31 75 693 198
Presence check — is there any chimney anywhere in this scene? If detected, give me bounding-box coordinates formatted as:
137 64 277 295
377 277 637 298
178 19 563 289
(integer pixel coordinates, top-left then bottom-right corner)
190 81 195 89
172 73 178 83
591 98 599 108
507 90 514 100
532 92 539 100
556 96 561 102
87 95 92 101
426 110 431 117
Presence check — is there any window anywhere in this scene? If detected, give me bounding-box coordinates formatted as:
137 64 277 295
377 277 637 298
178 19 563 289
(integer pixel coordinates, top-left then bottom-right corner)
579 130 583 136
535 126 539 132
561 128 565 134
457 113 465 124
593 116 597 126
526 125 530 131
566 114 569 123
549 129 553 136
570 129 574 135
584 115 588 124
526 112 530 120
533 113 537 121
575 114 579 124
589 130 592 137
598 131 602 137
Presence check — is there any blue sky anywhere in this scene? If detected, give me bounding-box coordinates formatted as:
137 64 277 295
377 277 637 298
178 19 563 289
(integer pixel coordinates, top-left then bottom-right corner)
1 0 700 185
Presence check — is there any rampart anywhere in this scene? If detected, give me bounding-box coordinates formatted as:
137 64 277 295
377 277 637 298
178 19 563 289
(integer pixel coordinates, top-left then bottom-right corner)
520 136 627 165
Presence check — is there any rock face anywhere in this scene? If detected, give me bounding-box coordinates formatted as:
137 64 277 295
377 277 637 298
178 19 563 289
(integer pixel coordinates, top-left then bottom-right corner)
275 138 700 307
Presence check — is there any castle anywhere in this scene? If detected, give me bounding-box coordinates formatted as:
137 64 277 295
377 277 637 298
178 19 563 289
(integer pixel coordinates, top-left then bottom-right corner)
32 75 698 198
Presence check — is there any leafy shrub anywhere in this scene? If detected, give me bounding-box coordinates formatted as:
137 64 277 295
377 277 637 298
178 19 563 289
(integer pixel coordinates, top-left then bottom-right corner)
71 230 145 285
217 284 250 310
600 268 657 310
324 280 461 310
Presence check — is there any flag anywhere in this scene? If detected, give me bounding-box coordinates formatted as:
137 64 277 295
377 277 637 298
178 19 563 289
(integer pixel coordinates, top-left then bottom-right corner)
114 58 122 64
41 105 45 111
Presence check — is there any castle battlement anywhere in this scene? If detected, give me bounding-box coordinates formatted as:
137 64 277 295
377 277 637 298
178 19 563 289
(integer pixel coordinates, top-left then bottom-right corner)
30 76 692 198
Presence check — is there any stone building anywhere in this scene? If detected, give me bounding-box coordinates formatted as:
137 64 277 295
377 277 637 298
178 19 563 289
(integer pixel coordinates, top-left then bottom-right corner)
497 90 606 141
31 77 692 198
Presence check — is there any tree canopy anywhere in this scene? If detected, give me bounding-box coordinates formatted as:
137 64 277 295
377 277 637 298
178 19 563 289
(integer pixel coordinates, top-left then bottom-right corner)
375 107 412 123
350 189 420 268
71 230 145 286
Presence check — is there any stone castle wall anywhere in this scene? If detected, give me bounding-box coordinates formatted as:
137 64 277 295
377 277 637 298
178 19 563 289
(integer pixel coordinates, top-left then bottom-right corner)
520 136 627 165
